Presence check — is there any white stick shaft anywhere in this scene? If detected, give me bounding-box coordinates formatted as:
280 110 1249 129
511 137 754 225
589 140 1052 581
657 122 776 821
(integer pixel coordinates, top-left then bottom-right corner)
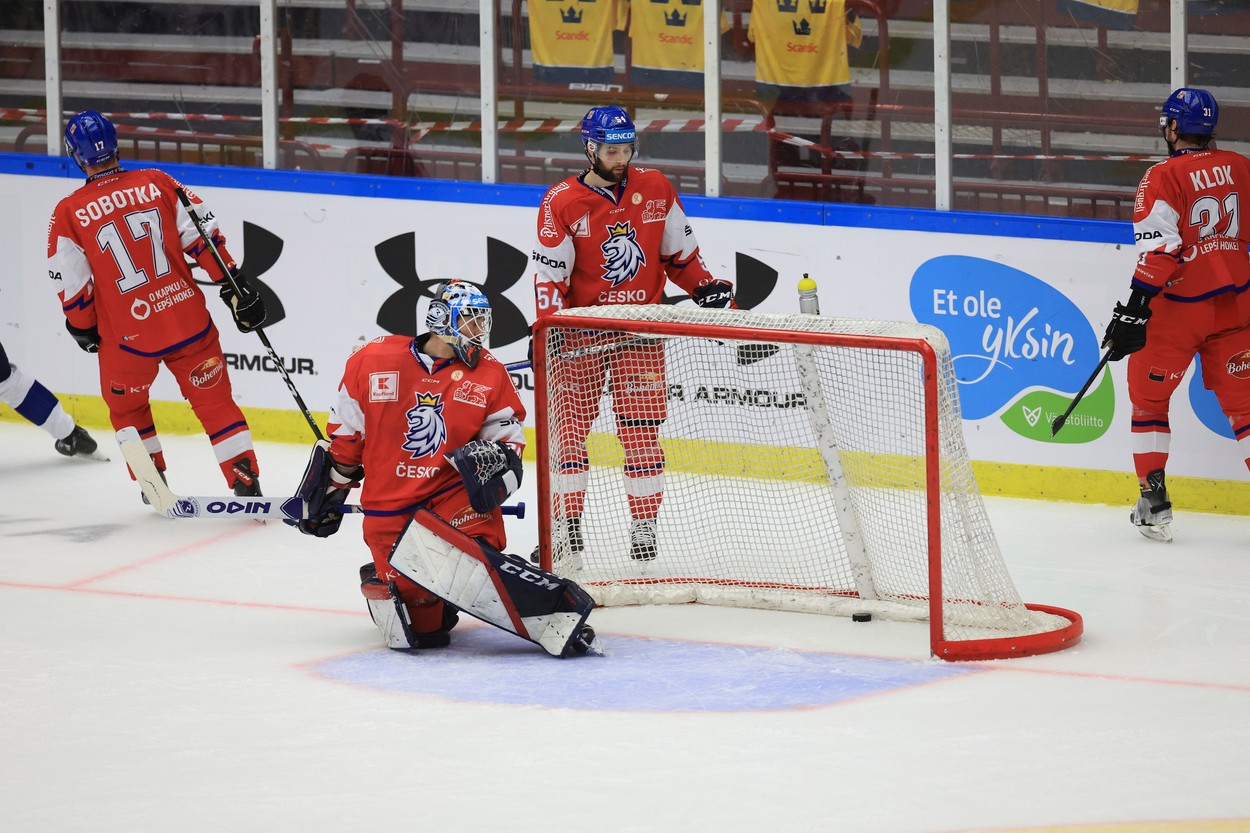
117 428 523 521
119 427 321 520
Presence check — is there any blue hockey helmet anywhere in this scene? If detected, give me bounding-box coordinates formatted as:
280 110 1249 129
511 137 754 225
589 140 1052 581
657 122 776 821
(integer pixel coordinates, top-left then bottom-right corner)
425 280 492 368
1159 88 1218 136
580 106 636 148
64 110 119 168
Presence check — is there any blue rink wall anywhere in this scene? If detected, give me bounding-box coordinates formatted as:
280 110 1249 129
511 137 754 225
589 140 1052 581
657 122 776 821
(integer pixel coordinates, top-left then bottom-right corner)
1 151 1245 513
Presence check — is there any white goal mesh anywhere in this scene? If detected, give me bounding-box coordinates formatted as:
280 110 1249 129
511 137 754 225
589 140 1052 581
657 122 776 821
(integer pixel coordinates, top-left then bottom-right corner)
533 304 1081 660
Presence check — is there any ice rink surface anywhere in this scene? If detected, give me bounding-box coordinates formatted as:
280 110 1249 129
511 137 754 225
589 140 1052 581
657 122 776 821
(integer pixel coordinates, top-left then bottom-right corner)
1 421 1247 833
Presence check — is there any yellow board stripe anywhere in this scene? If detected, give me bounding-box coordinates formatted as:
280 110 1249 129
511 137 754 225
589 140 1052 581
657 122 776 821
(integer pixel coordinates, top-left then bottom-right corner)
6 396 1246 516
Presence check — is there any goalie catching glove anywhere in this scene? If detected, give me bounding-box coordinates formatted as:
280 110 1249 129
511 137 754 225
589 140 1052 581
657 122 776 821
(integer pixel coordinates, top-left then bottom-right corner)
218 269 267 333
447 439 523 514
291 440 362 537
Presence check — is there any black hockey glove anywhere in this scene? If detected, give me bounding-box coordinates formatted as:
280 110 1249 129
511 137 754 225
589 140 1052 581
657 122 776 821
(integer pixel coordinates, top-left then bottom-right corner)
65 320 101 354
219 270 267 333
527 326 564 368
448 439 523 514
1102 292 1152 361
691 280 734 309
291 441 362 537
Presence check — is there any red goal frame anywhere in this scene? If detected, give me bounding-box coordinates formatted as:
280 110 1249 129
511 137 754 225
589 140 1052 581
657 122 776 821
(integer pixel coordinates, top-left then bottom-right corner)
532 313 1083 661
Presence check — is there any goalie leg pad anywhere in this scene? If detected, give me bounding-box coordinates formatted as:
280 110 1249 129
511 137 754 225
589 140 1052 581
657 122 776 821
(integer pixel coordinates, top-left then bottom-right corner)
360 577 451 650
388 508 596 657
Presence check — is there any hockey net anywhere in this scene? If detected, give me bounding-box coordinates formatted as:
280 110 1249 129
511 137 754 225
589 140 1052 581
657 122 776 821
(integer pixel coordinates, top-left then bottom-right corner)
532 305 1082 661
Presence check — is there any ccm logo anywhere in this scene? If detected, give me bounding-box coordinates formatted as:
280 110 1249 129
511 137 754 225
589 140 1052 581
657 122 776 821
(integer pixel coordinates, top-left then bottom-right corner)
499 562 562 590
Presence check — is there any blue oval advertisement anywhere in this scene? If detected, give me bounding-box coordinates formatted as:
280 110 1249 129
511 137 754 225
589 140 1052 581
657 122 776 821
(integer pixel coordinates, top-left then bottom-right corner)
910 255 1112 443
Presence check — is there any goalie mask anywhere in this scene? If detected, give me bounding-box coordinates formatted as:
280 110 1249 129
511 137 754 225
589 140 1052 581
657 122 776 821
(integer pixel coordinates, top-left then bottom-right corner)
425 280 492 368
64 110 119 171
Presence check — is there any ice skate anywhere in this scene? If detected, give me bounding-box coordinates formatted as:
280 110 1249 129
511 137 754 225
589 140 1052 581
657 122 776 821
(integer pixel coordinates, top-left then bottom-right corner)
230 459 262 497
140 467 169 506
628 517 658 561
54 425 108 461
1130 469 1173 543
557 516 585 571
529 517 584 572
567 623 596 656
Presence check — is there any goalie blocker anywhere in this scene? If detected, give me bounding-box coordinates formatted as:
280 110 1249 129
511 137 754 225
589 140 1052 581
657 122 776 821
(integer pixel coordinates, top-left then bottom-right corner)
389 507 596 658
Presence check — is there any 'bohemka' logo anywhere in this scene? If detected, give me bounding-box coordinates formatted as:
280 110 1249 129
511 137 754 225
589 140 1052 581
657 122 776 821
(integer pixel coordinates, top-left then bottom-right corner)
1227 349 1250 379
189 357 224 389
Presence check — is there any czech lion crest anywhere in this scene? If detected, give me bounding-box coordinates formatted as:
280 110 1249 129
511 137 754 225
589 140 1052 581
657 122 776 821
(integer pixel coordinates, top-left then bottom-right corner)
600 221 645 288
402 391 447 458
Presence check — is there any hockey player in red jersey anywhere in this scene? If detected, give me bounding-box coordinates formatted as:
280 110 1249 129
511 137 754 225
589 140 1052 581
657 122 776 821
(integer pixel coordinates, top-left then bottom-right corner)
530 105 736 566
47 110 267 497
295 281 535 650
1100 88 1250 542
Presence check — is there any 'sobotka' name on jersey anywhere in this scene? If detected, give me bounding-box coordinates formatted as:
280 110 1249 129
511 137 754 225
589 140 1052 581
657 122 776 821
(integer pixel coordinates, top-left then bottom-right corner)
74 182 163 227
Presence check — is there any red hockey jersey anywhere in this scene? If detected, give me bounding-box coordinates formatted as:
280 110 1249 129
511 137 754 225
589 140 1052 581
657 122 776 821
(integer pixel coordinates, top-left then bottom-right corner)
1131 147 1250 300
326 335 526 514
46 168 238 356
532 166 719 318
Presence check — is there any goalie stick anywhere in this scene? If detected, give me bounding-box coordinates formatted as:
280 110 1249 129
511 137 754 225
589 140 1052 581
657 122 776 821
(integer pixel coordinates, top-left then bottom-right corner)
117 427 525 521
175 187 325 443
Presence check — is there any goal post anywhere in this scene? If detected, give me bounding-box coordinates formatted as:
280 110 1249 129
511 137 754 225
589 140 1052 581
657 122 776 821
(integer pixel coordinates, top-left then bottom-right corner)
532 305 1082 661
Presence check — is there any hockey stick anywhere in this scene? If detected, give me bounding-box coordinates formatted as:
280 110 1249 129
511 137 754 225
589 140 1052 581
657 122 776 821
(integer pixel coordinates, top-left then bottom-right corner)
553 335 665 361
174 187 325 443
548 334 775 368
118 427 525 520
505 361 531 373
1051 350 1111 437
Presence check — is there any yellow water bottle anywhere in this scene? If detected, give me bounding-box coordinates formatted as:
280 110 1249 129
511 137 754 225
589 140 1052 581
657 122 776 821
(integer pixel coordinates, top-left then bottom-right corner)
798 273 820 315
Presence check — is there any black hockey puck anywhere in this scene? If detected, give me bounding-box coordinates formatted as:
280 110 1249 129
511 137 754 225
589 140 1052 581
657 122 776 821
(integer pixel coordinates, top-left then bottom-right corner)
851 611 872 622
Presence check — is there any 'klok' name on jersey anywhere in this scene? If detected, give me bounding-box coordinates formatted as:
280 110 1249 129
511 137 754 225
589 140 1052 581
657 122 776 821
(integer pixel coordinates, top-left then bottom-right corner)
668 383 807 409
1189 165 1234 191
74 182 163 226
